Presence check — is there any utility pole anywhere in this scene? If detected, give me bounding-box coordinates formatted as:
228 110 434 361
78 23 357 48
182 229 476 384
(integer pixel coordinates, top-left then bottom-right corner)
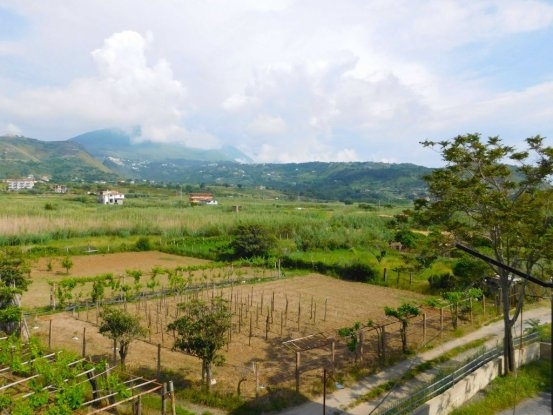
456 243 553 409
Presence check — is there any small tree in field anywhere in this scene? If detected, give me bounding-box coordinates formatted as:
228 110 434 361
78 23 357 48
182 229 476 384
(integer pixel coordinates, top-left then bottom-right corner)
168 296 232 392
384 303 420 353
443 288 483 329
338 320 375 362
61 256 73 275
99 307 146 366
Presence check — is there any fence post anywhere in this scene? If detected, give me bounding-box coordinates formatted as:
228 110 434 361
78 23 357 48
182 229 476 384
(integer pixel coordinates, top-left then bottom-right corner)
295 351 301 393
157 343 161 378
249 313 253 346
132 395 142 415
161 383 167 415
82 327 86 357
255 362 260 398
382 327 387 361
422 313 427 344
359 330 364 359
169 381 176 415
440 308 444 337
482 294 486 314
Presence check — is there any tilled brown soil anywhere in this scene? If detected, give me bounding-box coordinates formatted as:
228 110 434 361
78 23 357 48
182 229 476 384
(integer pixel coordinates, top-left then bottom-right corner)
24 252 438 401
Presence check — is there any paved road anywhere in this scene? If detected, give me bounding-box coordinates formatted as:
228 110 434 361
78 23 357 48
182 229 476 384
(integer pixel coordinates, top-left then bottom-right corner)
277 307 552 415
496 392 551 415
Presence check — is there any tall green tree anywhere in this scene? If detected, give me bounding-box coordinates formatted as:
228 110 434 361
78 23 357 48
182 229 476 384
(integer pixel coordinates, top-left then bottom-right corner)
168 297 232 391
0 253 31 336
98 307 146 366
229 223 276 259
419 134 553 372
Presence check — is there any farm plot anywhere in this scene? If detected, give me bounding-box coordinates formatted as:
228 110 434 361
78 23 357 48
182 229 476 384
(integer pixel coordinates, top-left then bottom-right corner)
25 253 442 399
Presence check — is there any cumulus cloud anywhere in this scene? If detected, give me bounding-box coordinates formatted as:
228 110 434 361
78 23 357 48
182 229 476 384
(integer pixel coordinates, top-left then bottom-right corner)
0 30 220 148
2 122 22 136
1 1 553 165
247 115 287 135
255 135 359 163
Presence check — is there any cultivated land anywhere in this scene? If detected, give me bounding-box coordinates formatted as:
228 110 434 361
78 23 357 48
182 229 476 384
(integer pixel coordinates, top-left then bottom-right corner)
24 251 431 400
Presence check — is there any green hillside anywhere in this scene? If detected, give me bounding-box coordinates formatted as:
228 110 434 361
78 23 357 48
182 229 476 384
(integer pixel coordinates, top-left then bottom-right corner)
0 134 431 202
0 135 117 182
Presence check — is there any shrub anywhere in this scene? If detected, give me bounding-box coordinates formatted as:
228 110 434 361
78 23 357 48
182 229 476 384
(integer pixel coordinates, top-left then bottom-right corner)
135 237 152 251
337 261 377 282
229 224 276 259
393 229 419 248
428 272 457 291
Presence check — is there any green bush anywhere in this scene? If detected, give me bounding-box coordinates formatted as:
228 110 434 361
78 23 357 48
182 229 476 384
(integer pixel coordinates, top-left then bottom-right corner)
393 229 419 249
428 272 457 291
336 261 377 282
229 224 276 259
135 237 152 251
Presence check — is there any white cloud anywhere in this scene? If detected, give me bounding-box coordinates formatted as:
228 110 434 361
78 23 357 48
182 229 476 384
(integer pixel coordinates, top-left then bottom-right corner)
0 1 553 165
221 94 259 111
255 137 359 163
247 115 288 135
2 122 22 136
0 30 217 146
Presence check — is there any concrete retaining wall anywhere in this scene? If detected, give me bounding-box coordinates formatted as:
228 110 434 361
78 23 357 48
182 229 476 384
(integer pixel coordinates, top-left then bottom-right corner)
412 342 542 415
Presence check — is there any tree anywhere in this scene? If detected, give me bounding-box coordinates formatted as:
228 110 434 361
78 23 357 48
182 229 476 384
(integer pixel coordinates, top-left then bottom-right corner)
419 134 553 372
0 253 31 335
338 321 363 362
229 223 276 259
98 307 146 366
167 296 232 391
61 256 73 275
384 303 420 353
442 288 483 329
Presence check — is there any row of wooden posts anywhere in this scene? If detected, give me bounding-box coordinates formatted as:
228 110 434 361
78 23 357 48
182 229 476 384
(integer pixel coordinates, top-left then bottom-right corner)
52 291 501 396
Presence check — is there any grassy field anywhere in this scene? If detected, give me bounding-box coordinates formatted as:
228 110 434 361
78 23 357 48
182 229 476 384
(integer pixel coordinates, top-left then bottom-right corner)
3 185 498 413
0 186 443 295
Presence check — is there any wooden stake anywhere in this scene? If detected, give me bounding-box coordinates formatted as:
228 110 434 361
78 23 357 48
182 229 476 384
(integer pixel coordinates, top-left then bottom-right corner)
157 344 161 378
169 381 176 415
82 327 86 357
295 351 301 393
249 313 252 346
48 320 52 349
161 383 167 415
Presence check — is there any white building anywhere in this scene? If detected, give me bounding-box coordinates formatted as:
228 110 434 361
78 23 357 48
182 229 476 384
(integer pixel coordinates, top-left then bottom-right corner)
6 177 36 191
98 190 125 205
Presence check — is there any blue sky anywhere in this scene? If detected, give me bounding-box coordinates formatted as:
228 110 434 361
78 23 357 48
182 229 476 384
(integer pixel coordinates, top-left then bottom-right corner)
1 0 553 166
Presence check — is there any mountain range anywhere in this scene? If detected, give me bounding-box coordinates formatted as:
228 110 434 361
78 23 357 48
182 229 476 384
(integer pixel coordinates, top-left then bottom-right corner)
0 129 431 202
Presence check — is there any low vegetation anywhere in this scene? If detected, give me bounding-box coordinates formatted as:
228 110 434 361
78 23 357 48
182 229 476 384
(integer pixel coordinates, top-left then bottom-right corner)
1 133 552 414
449 359 551 415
